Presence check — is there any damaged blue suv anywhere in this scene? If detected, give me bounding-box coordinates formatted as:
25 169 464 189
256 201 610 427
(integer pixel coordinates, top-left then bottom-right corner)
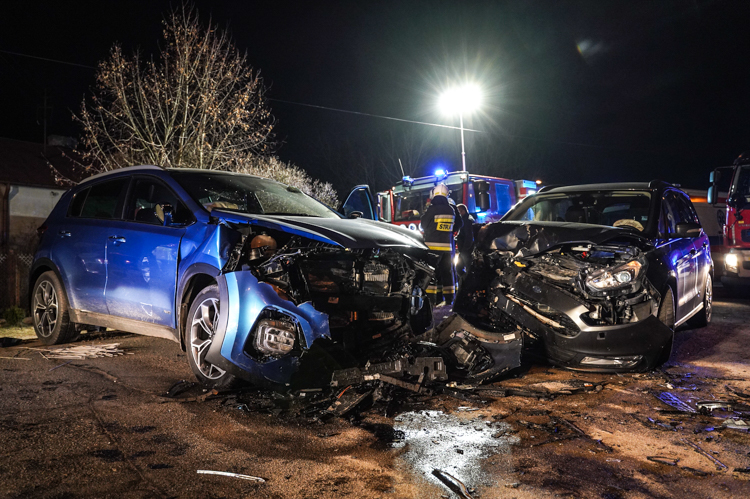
30 166 436 388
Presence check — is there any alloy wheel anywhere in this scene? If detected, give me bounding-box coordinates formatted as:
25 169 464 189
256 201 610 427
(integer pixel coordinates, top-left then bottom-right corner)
33 281 58 338
704 275 713 322
189 296 226 380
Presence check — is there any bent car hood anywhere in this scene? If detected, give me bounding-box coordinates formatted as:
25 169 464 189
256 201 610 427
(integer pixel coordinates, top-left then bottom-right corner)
211 210 428 250
478 221 652 257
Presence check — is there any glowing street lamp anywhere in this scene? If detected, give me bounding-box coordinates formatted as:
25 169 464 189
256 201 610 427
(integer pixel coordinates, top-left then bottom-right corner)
439 85 482 172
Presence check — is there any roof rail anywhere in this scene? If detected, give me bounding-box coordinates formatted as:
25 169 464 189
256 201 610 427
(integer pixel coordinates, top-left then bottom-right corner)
79 165 163 184
538 184 563 193
647 179 672 189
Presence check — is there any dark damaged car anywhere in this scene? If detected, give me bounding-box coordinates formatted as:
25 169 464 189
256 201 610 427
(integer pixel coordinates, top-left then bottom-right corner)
30 166 437 388
453 181 713 372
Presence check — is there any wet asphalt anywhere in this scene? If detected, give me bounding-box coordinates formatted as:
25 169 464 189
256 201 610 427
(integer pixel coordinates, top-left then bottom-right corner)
1 287 750 498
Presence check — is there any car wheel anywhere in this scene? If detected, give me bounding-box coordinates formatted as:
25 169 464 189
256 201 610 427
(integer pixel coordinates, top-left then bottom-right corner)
32 271 78 345
688 274 712 328
651 286 676 369
185 285 237 388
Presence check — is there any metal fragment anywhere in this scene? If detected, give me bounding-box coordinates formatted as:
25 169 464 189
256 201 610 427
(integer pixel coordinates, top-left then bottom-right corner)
431 469 474 499
681 438 728 470
197 470 265 482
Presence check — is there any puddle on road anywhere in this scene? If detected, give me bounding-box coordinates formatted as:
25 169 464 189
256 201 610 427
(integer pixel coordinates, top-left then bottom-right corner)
393 410 518 490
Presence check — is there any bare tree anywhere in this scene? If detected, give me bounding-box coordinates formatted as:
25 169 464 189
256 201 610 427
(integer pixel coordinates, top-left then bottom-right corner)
76 6 274 172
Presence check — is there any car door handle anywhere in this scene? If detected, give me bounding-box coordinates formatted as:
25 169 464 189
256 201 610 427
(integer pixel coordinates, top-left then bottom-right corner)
58 231 71 237
108 235 126 244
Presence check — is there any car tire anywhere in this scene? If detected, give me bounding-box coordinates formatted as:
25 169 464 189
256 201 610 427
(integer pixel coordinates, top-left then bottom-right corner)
185 285 237 388
688 274 713 328
652 286 676 369
31 271 79 345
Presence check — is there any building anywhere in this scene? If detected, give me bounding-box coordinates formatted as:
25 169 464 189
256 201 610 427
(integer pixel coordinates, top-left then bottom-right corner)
0 137 81 251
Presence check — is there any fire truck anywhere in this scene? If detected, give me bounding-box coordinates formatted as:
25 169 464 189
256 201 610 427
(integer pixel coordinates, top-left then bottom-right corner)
708 152 750 289
342 170 538 231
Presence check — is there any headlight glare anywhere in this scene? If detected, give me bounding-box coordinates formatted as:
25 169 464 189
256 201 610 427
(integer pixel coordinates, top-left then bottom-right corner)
726 253 739 273
587 260 642 290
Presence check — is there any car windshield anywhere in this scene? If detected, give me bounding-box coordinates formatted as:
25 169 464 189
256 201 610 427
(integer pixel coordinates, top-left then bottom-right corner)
170 171 340 218
503 190 653 231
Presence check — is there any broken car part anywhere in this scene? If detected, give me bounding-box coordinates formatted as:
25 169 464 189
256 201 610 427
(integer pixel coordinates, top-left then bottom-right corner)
453 182 713 373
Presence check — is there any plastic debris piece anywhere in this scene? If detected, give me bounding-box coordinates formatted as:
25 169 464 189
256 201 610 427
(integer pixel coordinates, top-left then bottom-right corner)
722 418 750 430
696 400 733 414
647 456 680 466
656 392 696 413
327 388 372 416
197 470 265 482
733 467 750 473
432 469 474 499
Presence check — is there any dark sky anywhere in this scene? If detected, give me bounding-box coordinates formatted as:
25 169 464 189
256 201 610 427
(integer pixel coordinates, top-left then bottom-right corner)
2 0 749 193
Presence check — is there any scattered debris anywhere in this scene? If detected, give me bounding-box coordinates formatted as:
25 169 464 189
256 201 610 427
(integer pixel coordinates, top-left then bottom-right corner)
656 392 696 413
722 418 750 431
681 438 728 470
647 456 680 466
49 360 75 371
696 400 734 414
0 356 29 360
165 380 199 398
431 469 474 499
326 387 373 416
725 385 750 400
35 343 128 360
734 467 750 473
196 470 265 482
330 356 447 387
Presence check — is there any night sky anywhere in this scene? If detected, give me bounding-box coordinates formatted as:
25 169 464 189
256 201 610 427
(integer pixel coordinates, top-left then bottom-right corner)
2 0 749 194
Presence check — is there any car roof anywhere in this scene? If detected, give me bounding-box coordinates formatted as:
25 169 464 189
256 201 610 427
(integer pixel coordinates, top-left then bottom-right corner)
78 165 265 186
539 181 672 194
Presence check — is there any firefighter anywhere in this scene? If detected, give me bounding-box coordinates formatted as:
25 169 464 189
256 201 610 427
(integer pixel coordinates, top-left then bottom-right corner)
421 183 462 306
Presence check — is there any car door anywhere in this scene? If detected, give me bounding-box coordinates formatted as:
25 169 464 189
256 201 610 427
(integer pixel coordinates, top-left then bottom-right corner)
662 190 699 319
104 176 191 327
51 177 129 314
677 191 710 307
343 185 376 220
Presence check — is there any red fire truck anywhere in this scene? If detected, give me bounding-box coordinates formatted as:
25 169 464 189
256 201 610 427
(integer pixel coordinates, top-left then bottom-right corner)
708 152 750 289
343 170 538 231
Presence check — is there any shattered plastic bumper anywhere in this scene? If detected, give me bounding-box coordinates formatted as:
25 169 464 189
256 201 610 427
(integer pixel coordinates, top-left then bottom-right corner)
205 271 331 388
491 288 672 372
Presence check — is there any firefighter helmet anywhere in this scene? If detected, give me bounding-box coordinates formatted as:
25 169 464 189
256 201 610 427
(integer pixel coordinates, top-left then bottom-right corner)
432 183 449 198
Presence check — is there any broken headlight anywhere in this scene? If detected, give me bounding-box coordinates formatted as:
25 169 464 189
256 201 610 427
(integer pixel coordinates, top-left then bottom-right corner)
362 262 390 294
253 319 296 357
586 260 642 291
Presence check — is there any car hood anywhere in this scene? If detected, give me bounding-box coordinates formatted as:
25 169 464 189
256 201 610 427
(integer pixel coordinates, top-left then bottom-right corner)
478 221 652 258
211 210 428 250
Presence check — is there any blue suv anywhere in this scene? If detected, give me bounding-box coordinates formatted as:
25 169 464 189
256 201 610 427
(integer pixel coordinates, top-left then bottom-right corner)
30 166 436 388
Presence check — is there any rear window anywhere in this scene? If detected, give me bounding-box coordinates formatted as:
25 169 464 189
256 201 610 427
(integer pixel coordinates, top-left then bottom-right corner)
72 178 129 220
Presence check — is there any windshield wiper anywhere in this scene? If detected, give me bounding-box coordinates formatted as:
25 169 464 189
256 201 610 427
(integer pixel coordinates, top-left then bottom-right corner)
262 212 316 217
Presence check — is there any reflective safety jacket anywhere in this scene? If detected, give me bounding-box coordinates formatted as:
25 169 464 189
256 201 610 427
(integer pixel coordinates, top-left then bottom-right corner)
421 195 462 252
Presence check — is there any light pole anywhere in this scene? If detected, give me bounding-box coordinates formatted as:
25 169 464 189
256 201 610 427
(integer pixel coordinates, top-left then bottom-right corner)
439 85 481 172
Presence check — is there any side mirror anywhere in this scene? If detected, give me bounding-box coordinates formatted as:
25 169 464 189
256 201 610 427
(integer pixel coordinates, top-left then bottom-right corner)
474 180 490 212
348 211 363 219
707 185 716 205
674 222 702 238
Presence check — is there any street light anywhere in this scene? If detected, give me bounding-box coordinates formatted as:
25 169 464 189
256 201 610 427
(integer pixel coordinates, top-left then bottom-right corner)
439 84 482 172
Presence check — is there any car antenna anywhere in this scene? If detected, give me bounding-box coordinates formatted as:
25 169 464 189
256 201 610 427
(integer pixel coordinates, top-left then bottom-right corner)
398 158 405 178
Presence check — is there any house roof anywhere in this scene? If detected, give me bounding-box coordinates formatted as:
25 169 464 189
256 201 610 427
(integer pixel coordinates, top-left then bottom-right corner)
0 138 87 188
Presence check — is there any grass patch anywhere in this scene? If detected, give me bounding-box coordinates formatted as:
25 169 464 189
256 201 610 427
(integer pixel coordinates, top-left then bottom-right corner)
0 324 37 340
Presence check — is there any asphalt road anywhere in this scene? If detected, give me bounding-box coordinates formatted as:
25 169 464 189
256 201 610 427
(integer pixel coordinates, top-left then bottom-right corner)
2 287 750 498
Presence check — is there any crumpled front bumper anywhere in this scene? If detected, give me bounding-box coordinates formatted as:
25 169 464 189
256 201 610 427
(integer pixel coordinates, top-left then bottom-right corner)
205 271 331 388
490 275 673 372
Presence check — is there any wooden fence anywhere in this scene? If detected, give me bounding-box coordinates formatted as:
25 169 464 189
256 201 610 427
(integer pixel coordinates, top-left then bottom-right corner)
0 249 33 312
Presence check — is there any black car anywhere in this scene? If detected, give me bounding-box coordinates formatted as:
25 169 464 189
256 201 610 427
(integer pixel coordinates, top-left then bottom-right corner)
452 181 713 372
